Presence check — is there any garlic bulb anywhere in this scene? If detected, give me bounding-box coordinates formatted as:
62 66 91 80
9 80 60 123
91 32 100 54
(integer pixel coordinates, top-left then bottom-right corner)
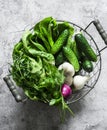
58 62 75 76
73 75 90 90
64 75 73 86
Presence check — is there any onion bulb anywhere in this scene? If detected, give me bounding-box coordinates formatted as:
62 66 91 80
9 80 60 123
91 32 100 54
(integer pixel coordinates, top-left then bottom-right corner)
64 75 73 86
58 62 75 76
61 84 72 98
73 75 90 90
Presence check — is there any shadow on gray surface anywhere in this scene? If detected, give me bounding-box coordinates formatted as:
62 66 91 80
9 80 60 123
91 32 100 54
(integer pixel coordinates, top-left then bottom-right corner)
11 99 84 130
13 100 61 130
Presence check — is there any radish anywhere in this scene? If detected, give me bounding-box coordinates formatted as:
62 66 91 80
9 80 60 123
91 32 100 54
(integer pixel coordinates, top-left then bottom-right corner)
61 84 72 98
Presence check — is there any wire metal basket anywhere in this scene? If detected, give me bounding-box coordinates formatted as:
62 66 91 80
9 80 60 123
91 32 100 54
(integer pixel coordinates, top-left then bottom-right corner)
3 19 107 104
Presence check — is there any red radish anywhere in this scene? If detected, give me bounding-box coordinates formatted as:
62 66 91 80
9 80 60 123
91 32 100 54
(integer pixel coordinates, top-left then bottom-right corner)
61 84 72 98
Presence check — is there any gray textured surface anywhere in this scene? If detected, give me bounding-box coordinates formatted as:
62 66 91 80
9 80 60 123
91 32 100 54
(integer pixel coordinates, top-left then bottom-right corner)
0 0 107 130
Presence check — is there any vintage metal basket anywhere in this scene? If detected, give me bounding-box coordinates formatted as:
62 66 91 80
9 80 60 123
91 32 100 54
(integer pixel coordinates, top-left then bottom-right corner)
3 19 107 104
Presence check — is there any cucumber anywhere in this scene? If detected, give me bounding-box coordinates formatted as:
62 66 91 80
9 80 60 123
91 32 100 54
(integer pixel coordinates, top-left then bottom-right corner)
66 36 80 60
80 52 93 72
51 29 69 54
63 46 80 72
75 33 97 62
82 59 93 72
55 51 65 66
71 40 80 60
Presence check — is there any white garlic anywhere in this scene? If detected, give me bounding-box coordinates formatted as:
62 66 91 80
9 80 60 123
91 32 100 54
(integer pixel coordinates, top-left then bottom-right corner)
58 62 75 76
64 75 73 86
73 75 90 90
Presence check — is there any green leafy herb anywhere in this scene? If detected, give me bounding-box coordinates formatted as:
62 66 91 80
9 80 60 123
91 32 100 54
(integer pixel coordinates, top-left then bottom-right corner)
11 17 75 120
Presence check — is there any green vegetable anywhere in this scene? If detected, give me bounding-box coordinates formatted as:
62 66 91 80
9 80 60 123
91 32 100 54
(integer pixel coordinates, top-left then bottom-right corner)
52 21 74 42
82 59 93 72
71 40 80 60
11 17 77 119
63 46 80 72
51 29 69 54
75 33 97 62
29 34 46 52
39 19 54 47
66 36 80 60
66 35 73 48
39 33 51 51
55 52 65 66
28 48 55 64
57 22 74 36
12 42 64 102
34 17 56 52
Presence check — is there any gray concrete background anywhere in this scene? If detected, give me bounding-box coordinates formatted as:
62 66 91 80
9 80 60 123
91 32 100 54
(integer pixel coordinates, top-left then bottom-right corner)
0 0 107 130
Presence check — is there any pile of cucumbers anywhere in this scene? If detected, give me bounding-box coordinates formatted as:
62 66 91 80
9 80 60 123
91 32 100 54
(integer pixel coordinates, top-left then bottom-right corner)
51 22 97 73
32 17 97 73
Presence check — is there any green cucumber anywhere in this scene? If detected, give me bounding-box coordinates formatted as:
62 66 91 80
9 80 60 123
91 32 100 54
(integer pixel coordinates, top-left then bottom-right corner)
63 46 80 72
75 33 97 62
51 29 69 54
81 53 93 72
55 51 65 66
71 40 80 60
66 36 80 60
82 59 93 72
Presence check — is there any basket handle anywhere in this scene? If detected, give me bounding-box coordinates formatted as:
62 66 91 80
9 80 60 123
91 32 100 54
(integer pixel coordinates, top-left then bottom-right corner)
93 19 107 45
3 76 24 102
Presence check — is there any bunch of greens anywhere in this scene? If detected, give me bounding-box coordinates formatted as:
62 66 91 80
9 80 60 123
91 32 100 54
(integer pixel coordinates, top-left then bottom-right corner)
11 17 75 117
